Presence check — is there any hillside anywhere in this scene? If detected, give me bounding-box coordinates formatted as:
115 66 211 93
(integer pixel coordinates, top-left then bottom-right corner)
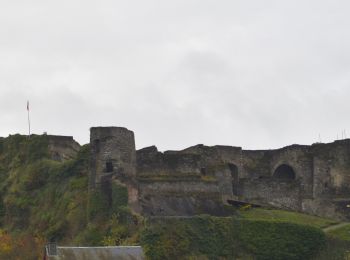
0 134 141 258
0 134 348 259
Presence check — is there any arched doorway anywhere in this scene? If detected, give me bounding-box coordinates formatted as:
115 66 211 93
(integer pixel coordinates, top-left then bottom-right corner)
273 164 296 180
228 163 239 195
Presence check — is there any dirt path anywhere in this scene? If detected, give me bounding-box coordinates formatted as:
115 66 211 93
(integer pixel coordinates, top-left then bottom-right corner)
323 222 350 232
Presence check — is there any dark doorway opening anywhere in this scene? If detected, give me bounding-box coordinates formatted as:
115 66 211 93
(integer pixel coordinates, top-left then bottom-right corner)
228 163 239 196
106 161 114 173
273 164 296 180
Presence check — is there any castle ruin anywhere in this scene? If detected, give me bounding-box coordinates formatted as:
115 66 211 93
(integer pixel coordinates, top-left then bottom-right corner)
79 127 350 220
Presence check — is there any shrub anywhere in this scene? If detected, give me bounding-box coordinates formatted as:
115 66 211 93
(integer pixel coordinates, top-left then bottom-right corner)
111 182 128 212
0 230 44 259
88 189 111 221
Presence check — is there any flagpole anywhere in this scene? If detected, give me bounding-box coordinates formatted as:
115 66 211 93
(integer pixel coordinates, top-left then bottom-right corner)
27 101 31 137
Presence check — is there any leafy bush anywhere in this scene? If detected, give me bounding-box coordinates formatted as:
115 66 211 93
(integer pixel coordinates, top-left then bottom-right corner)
0 230 44 260
111 182 128 211
74 223 105 246
88 181 128 221
88 188 111 221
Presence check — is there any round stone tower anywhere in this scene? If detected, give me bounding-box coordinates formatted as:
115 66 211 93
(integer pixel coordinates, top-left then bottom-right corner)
89 127 139 213
90 126 136 187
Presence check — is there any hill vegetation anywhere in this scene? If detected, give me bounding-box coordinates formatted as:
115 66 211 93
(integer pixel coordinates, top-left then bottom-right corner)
141 216 326 260
0 134 348 259
0 134 141 258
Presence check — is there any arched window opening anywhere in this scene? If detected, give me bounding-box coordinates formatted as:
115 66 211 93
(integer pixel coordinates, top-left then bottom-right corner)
273 164 296 180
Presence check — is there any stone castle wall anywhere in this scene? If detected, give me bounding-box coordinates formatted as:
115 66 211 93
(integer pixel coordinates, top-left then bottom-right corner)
89 126 350 220
47 135 80 162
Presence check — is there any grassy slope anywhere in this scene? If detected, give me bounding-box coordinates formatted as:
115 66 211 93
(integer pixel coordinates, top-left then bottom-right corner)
240 208 350 242
327 223 350 241
141 208 341 259
240 208 339 228
240 208 350 259
141 215 326 260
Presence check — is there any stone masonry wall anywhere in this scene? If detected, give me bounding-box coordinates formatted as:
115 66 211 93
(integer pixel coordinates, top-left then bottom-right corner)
90 127 136 186
47 135 80 162
138 180 224 216
268 145 314 198
89 126 350 220
238 178 302 210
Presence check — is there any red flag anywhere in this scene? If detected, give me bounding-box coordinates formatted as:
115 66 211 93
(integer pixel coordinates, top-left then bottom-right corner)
27 101 29 111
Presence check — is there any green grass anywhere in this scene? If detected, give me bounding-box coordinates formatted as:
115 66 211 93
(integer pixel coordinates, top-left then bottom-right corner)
328 224 350 241
141 216 326 260
315 237 350 260
240 208 338 229
240 208 350 258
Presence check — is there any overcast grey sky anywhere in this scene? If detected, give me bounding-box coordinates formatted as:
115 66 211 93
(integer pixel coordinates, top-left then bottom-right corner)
1 1 350 150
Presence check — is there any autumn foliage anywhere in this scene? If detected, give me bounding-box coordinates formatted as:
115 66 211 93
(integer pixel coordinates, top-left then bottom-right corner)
0 229 44 259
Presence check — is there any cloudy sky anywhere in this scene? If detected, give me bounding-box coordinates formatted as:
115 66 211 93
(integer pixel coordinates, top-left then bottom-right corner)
1 1 350 150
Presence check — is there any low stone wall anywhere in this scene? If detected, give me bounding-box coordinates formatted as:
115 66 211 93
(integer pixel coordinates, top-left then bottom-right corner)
238 178 302 211
138 180 225 216
302 198 350 221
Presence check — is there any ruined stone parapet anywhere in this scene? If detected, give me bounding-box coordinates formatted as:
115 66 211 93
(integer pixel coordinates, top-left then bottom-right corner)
47 135 80 161
311 139 350 199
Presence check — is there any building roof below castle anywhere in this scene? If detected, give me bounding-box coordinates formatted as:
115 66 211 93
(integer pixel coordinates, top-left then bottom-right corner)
45 245 144 260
